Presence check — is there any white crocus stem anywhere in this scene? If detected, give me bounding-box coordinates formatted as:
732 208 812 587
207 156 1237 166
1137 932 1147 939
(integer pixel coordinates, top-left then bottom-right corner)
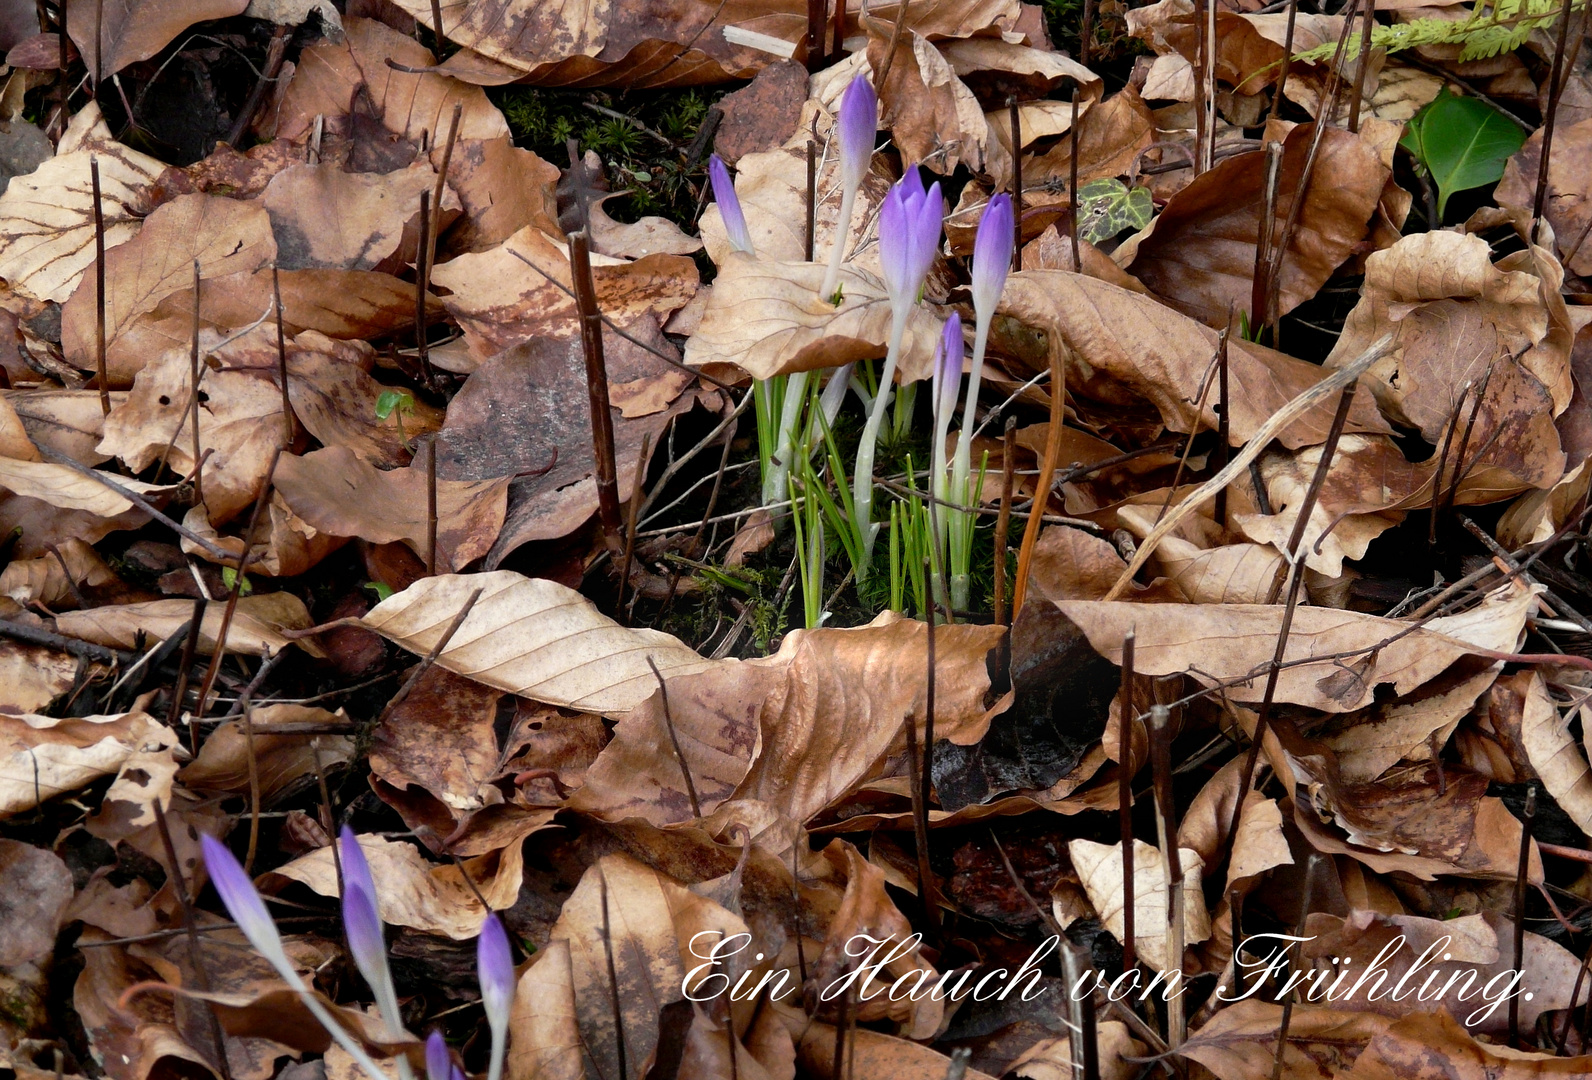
818 183 860 303
764 370 811 506
854 307 909 578
947 314 993 612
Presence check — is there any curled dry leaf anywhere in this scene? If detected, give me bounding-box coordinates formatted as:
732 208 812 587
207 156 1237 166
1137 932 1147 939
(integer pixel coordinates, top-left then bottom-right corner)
1122 124 1389 328
0 709 176 817
180 495 349 578
0 642 81 714
0 456 178 516
65 0 249 81
998 272 1389 449
1023 86 1157 193
1008 1021 1146 1080
179 706 355 803
274 446 510 572
60 193 277 381
508 940 584 1080
434 136 563 255
7 388 117 465
370 666 503 816
569 611 1005 825
54 592 320 656
685 251 942 381
1518 669 1592 838
273 17 509 146
360 570 720 717
869 30 1001 181
1056 583 1535 713
1340 1007 1592 1079
265 831 531 940
1069 838 1212 971
1177 999 1394 1080
0 536 117 607
0 115 166 302
1496 117 1592 279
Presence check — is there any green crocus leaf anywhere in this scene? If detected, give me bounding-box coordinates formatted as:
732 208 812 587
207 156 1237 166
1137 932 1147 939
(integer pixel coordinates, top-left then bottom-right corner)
1398 88 1526 217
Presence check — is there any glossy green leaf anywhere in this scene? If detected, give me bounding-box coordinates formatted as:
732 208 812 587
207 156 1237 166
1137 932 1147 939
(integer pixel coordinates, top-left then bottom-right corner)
1398 89 1526 217
1076 178 1155 244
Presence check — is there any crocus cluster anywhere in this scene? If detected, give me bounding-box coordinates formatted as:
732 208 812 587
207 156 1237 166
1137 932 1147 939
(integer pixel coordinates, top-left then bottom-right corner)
201 831 516 1080
853 166 944 578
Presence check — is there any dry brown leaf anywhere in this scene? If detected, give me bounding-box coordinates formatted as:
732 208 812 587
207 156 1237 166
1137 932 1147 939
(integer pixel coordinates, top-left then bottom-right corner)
0 642 81 714
274 446 509 572
685 251 942 381
0 839 74 966
370 667 503 816
507 941 584 1080
0 709 177 817
1122 124 1389 328
60 193 276 379
429 225 698 364
1062 583 1536 712
6 388 117 465
265 831 530 939
65 0 249 80
1177 757 1293 886
54 592 319 656
869 30 1000 180
1024 524 1184 603
180 495 348 578
1315 658 1500 784
0 113 166 302
1069 838 1211 970
782 1004 999 1080
1164 11 1344 95
0 456 177 517
570 611 1005 825
262 162 449 272
1518 670 1592 839
361 570 720 716
1498 118 1592 279
0 536 116 606
434 136 562 254
1178 999 1394 1080
0 489 152 560
1340 1009 1592 1079
999 272 1389 449
179 706 355 803
273 16 509 146
97 330 290 524
1024 86 1157 190
589 195 703 259
1008 1022 1145 1080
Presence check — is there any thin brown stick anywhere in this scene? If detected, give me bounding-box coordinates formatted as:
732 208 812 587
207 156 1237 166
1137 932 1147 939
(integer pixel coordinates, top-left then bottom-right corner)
830 0 846 64
1459 515 1592 634
55 0 67 138
570 230 624 550
902 704 938 935
1213 314 1233 526
152 799 233 1080
1271 855 1321 1080
1226 380 1360 851
1010 96 1023 272
189 259 204 507
831 980 850 1080
920 586 940 932
1193 0 1209 175
1149 704 1185 1047
805 138 818 261
993 415 1017 626
91 155 110 415
873 0 912 102
1119 630 1137 974
93 0 102 87
415 190 433 387
1532 0 1575 240
34 446 235 562
273 264 292 445
372 587 482 728
428 102 462 270
1060 941 1101 1080
45 542 91 610
426 436 438 576
645 655 701 817
616 433 650 623
191 449 282 719
806 0 824 68
1068 87 1080 272
1011 349 1065 614
243 702 262 874
167 598 207 751
1249 142 1283 346
1510 784 1536 1047
1272 0 1298 125
600 871 629 1080
225 25 288 147
429 0 444 48
1347 0 1376 132
1201 0 1217 171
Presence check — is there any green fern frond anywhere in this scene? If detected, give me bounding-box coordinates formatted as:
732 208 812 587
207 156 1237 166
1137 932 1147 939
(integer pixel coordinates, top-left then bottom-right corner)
1291 0 1581 65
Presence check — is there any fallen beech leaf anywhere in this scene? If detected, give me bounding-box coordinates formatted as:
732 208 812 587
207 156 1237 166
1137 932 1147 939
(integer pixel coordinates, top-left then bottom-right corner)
0 642 81 714
0 536 115 606
262 162 450 272
1069 838 1211 971
273 17 509 146
1164 11 1345 95
7 388 116 464
998 272 1389 449
1178 999 1393 1080
429 225 698 363
436 136 563 254
1316 657 1500 783
0 489 152 560
1122 124 1388 328
0 839 74 966
265 832 529 940
507 941 585 1080
1008 1021 1146 1080
0 122 165 302
370 667 503 815
589 195 703 259
1177 758 1293 886
1519 669 1592 838
1057 584 1536 713
870 30 1002 180
1024 86 1157 191
54 592 320 656
1498 118 1592 278
60 193 276 378
179 706 354 803
274 446 510 572
1299 909 1581 1038
1340 1007 1592 1079
65 0 249 81
0 457 178 516
569 611 1005 825
0 709 176 817
97 329 290 524
361 570 719 716
180 495 349 578
685 251 942 381
783 1003 1000 1080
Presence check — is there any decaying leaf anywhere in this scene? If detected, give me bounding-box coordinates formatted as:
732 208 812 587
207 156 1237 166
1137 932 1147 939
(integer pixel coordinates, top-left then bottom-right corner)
1069 838 1211 970
0 709 178 817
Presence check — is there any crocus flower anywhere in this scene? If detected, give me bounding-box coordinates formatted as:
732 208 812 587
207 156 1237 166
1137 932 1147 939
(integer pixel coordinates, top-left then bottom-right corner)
478 913 514 1080
340 828 413 1079
201 833 392 1080
948 194 1016 612
819 73 879 302
853 168 944 577
708 154 754 256
425 1031 451 1080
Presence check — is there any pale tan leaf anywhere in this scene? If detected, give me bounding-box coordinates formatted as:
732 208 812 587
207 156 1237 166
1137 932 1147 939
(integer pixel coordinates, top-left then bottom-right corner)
1069 838 1210 971
0 457 176 516
1519 670 1592 838
0 537 115 606
1178 999 1394 1080
1009 1021 1145 1080
0 710 178 817
263 162 446 272
507 941 585 1080
179 706 355 803
361 570 720 717
1317 659 1500 784
54 592 320 657
0 643 81 715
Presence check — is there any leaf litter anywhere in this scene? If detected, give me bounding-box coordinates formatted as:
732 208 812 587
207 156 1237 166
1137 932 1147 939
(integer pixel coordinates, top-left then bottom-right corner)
5 1 1592 1079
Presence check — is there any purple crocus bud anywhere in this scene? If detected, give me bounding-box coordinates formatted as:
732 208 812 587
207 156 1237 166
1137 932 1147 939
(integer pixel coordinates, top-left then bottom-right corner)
339 828 385 983
934 312 963 425
479 913 514 1080
708 154 754 256
837 74 878 194
877 168 944 314
425 1031 450 1080
201 833 288 966
972 194 1014 322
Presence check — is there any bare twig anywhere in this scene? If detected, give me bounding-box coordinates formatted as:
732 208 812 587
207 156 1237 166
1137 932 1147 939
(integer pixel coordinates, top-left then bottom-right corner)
616 434 651 622
1347 0 1376 133
1010 96 1024 271
1119 630 1137 974
152 800 233 1080
1214 313 1233 525
645 655 701 817
91 155 109 415
189 259 204 507
1532 0 1576 241
372 587 483 728
1510 784 1537 1047
426 437 439 576
1012 348 1066 614
1149 704 1185 1047
570 230 624 550
273 264 292 444
1271 855 1321 1080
